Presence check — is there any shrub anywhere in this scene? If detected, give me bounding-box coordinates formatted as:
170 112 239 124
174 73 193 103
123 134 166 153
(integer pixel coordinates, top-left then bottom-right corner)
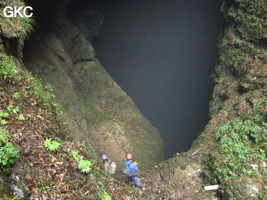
0 132 20 172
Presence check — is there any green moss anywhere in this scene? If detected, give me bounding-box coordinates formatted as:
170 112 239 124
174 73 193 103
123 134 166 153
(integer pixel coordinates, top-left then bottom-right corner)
80 98 118 124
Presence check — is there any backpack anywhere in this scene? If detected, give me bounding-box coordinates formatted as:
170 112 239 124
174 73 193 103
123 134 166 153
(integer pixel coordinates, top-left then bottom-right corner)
123 162 140 177
108 161 116 175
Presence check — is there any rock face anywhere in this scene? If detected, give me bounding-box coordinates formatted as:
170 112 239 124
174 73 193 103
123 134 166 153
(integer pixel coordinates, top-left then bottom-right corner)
23 6 164 169
2 0 267 198
206 0 267 198
148 0 267 199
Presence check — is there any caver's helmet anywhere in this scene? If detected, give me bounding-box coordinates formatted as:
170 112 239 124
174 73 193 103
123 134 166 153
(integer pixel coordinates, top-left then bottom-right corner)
126 153 132 160
102 155 107 160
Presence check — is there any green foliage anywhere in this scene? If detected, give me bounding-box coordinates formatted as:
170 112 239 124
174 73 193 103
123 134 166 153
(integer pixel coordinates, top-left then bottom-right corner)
78 160 93 173
233 56 243 67
102 191 113 200
32 78 55 101
55 104 65 117
210 116 267 182
19 17 36 39
30 76 59 110
81 98 117 124
0 132 20 172
7 105 20 114
0 55 17 80
0 132 8 144
250 97 266 110
70 150 80 162
44 138 61 153
24 73 64 118
0 119 8 125
40 185 51 194
12 92 21 100
258 185 267 199
18 114 25 121
0 112 9 118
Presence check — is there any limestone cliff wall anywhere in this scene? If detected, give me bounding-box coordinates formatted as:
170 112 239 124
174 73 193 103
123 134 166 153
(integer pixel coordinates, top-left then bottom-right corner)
22 4 164 169
2 0 267 198
153 0 267 199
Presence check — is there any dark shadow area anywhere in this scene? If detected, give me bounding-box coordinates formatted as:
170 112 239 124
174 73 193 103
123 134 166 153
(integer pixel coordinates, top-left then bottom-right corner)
92 0 223 159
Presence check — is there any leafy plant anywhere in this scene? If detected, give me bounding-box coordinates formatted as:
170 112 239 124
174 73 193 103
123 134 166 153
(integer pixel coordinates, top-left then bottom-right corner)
44 138 61 152
30 76 58 108
78 160 93 173
12 92 21 100
70 150 80 162
0 112 9 118
0 120 8 125
258 185 267 199
7 105 20 114
102 191 113 200
0 133 8 144
24 73 64 118
0 55 17 80
19 17 36 39
0 133 20 172
18 114 25 121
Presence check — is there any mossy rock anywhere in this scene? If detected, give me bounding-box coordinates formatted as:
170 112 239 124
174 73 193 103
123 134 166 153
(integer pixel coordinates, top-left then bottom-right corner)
220 177 263 199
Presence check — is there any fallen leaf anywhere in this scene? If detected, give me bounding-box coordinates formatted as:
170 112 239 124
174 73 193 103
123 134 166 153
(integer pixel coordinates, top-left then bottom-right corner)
51 155 57 162
32 187 38 195
26 174 34 182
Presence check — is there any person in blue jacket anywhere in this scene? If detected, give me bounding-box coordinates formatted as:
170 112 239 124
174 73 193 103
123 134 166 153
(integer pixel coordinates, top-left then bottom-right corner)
124 153 143 189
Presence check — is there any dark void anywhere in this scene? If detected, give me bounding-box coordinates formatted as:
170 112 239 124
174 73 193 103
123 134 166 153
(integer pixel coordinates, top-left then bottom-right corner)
92 0 224 159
